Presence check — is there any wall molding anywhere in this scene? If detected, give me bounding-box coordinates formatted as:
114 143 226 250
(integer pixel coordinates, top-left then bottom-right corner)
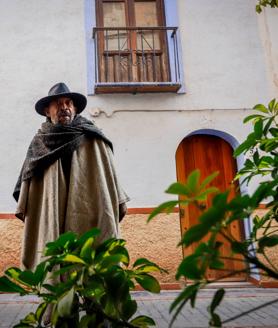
127 207 179 215
0 204 268 219
0 213 16 219
248 276 278 288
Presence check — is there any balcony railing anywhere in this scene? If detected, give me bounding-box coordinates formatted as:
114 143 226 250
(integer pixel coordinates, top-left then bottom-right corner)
92 26 181 94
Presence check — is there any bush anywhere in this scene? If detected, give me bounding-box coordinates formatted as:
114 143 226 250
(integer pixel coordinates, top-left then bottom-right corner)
0 228 165 327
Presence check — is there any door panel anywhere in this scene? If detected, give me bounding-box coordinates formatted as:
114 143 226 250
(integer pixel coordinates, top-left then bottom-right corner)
176 135 246 281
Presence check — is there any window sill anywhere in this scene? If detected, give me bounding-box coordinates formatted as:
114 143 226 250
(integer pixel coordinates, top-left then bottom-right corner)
95 82 181 94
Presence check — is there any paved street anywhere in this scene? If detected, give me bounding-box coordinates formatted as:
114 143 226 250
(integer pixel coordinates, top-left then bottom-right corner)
0 287 277 327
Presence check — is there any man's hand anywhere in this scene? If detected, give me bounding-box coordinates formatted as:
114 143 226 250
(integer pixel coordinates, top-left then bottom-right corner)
119 203 127 222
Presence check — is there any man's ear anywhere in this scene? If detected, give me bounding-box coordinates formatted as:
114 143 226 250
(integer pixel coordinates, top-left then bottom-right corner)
44 107 50 117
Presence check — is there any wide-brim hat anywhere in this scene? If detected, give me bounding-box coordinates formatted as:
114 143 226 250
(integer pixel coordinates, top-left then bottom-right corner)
35 82 87 116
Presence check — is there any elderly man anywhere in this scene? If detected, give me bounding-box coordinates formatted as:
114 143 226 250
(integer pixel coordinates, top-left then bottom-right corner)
13 82 129 271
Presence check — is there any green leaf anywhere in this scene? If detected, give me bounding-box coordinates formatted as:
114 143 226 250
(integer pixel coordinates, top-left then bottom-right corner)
35 302 48 321
80 237 94 261
187 170 200 193
195 187 219 201
21 312 37 324
13 324 33 328
79 314 96 328
57 287 75 317
46 231 76 250
120 299 137 321
234 134 256 156
199 171 219 190
105 269 129 301
135 274 160 293
209 312 222 327
256 4 262 13
209 288 225 314
268 98 276 111
176 255 202 280
18 271 38 287
269 127 278 137
60 254 86 264
0 276 27 294
33 262 48 284
5 267 22 281
254 119 263 139
181 223 209 247
110 246 130 266
198 207 226 228
133 258 157 268
165 182 191 195
42 283 57 293
209 258 224 270
135 265 161 274
51 264 77 277
231 241 246 254
243 114 264 123
99 254 128 269
253 150 260 165
148 200 179 221
130 315 156 327
258 235 278 250
170 283 200 312
77 228 101 247
253 103 268 113
263 116 275 135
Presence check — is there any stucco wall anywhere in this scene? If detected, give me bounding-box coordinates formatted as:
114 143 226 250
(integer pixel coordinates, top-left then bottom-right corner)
0 214 183 284
92 109 253 208
257 7 278 97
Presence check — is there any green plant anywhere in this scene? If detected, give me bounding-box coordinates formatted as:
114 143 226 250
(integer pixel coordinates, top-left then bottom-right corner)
149 99 278 327
0 228 165 327
256 0 278 13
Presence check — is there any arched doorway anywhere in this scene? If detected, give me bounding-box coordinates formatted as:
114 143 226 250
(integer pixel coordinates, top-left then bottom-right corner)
176 134 246 281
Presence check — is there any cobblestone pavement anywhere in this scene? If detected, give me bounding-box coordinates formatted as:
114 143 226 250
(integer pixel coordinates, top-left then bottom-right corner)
0 287 277 327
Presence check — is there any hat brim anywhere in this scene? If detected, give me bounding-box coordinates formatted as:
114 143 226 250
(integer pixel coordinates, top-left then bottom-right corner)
35 92 87 116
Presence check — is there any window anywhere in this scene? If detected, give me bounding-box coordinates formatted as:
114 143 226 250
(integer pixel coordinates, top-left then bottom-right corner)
92 0 182 94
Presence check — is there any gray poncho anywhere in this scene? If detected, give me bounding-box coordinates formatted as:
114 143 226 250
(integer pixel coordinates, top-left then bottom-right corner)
14 116 129 270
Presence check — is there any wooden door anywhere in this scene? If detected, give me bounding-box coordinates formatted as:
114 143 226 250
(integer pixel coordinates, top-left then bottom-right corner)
176 135 246 281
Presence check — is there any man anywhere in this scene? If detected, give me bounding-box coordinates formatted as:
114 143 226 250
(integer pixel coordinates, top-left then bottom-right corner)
13 82 129 271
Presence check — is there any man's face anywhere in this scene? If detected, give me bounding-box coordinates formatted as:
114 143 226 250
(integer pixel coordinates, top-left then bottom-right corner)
45 97 76 125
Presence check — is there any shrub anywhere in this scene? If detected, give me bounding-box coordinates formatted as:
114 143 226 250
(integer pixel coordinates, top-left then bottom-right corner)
0 228 165 327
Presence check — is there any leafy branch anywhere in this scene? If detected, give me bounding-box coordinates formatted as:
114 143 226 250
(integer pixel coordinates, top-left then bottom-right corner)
149 99 278 327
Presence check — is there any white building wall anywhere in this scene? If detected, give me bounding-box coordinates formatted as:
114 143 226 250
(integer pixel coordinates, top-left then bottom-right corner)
0 0 277 211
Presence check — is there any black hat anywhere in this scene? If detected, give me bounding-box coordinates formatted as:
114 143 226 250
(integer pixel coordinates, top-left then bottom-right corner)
35 82 87 116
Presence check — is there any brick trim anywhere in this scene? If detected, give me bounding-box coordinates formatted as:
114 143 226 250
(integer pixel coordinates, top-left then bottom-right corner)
248 276 278 288
127 207 179 215
0 204 269 219
135 283 181 291
0 213 16 219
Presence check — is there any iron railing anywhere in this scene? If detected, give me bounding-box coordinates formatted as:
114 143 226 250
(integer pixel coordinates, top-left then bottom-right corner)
92 26 181 90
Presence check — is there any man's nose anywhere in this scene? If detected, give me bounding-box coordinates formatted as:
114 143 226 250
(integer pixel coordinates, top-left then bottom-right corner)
60 102 67 110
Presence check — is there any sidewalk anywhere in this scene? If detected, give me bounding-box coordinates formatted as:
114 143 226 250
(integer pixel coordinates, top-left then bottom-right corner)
0 287 277 327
